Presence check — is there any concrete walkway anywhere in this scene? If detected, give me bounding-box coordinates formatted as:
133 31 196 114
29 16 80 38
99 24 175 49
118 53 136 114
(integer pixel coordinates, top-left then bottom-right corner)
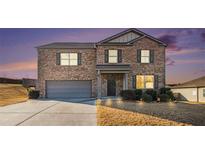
0 99 96 126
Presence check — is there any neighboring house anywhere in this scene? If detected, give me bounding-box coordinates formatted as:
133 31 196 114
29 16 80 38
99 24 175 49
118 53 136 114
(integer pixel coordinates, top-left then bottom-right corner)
37 28 167 98
22 78 37 88
171 76 205 102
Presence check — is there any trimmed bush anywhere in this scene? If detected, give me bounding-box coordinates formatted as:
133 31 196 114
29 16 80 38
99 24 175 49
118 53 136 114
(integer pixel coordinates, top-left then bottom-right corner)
166 90 175 101
160 87 171 94
159 87 175 101
142 93 153 103
135 89 143 100
28 90 40 99
120 90 136 100
144 89 157 101
159 94 170 102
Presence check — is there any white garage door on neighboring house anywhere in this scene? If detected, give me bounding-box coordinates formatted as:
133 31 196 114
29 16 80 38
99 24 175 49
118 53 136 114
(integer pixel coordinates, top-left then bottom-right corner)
46 80 92 98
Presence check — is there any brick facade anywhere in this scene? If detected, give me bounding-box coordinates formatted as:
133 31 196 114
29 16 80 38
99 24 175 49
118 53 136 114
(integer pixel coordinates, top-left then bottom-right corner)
37 48 96 97
37 32 166 98
96 37 166 92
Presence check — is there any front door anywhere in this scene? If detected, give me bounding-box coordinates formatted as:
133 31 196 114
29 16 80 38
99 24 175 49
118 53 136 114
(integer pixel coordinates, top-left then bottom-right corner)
107 80 116 96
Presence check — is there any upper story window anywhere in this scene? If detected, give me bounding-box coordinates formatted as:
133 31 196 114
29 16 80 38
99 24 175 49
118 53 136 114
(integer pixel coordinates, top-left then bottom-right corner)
108 50 118 63
136 75 154 89
60 53 78 66
137 49 154 63
141 50 150 63
104 49 122 63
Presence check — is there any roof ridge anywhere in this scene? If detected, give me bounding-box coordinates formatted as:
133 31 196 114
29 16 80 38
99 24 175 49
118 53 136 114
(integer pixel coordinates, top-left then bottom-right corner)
182 76 205 85
97 28 143 44
173 76 205 88
97 28 167 46
52 42 96 44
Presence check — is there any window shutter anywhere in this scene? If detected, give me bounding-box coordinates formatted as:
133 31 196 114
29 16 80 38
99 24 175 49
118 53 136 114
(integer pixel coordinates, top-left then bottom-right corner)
132 75 136 89
118 49 122 63
154 75 158 89
136 75 138 89
137 49 141 63
104 50 108 63
150 50 154 63
56 53 60 65
78 53 82 65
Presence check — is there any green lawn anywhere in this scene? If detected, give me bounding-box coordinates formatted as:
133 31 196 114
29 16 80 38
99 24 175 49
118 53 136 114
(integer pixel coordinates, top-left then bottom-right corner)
0 84 28 106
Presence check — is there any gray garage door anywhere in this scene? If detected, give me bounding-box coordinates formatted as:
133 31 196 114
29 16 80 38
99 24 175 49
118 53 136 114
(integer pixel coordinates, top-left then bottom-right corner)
46 80 92 98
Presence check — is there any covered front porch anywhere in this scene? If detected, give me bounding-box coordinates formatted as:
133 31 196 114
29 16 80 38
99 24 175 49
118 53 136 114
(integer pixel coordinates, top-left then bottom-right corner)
96 64 131 98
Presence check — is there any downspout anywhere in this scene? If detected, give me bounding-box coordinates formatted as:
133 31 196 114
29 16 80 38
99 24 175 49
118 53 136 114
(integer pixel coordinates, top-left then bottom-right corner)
197 87 199 102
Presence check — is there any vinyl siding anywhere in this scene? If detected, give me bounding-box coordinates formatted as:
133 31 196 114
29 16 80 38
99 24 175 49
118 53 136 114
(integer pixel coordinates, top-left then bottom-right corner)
172 88 198 102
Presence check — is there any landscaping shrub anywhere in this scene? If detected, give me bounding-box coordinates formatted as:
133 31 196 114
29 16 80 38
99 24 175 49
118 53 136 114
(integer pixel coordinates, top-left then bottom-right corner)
142 93 153 103
28 90 40 99
166 91 175 101
160 87 170 94
144 89 157 101
120 90 136 100
135 89 142 100
159 94 170 102
159 87 175 101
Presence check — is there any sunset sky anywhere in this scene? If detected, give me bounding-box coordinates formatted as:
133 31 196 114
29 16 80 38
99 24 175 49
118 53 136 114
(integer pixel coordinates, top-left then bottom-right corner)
0 28 205 84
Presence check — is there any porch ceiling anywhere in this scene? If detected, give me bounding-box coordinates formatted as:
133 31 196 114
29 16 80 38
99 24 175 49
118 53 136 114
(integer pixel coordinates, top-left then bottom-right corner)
96 64 131 73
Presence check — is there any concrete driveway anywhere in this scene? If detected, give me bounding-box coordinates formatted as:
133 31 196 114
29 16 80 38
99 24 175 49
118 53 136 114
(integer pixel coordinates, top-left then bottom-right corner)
0 99 96 126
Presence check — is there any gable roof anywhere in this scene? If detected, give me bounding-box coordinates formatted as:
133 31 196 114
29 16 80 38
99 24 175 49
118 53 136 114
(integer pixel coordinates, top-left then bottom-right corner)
37 28 167 49
173 76 205 88
97 28 167 46
36 42 96 49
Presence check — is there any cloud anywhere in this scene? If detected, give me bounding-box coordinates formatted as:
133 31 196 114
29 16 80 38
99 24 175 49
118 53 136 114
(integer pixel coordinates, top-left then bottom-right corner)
175 59 205 64
158 34 182 51
194 68 205 75
158 29 205 56
0 59 37 73
166 57 205 66
201 32 205 41
166 48 205 56
166 57 175 66
159 35 177 48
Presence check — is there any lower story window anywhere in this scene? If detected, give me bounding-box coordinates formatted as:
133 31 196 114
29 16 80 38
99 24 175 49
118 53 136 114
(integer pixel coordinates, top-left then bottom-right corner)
136 75 154 89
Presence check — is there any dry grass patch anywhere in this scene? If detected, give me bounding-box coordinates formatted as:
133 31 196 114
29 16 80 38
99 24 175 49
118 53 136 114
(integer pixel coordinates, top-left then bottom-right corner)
0 84 28 106
97 105 190 126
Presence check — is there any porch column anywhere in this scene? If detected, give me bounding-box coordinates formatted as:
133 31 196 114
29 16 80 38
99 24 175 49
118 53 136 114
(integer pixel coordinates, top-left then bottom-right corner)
123 73 128 90
97 70 101 98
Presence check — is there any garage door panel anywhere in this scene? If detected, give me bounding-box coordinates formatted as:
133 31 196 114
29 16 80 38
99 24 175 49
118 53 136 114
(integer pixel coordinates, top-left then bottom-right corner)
46 80 91 98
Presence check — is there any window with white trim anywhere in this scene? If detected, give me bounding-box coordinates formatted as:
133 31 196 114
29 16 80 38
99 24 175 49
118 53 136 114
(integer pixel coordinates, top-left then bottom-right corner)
141 50 150 63
108 50 118 63
136 75 154 89
60 53 78 66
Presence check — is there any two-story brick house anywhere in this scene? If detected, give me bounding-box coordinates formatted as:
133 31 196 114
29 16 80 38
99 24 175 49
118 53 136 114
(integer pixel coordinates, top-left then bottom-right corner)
37 28 167 98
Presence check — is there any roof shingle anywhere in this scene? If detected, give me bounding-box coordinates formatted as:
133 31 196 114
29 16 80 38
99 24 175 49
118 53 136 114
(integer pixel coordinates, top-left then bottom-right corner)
37 42 96 49
173 76 205 88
